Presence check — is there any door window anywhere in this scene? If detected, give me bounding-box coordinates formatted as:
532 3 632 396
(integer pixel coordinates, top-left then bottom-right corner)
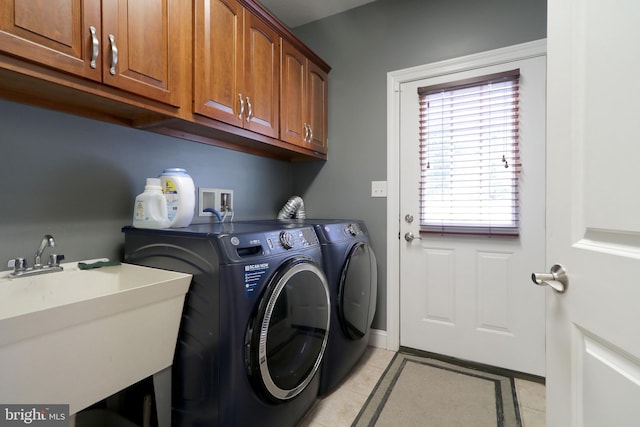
418 70 521 236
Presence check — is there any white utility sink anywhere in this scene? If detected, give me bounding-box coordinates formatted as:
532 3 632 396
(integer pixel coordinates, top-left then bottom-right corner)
0 260 191 415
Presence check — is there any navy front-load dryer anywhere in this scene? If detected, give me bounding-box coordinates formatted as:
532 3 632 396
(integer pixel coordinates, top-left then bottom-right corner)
122 223 330 427
311 220 377 396
249 219 378 396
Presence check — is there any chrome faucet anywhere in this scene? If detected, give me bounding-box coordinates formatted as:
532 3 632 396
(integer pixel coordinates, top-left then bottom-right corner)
34 234 56 267
7 234 65 277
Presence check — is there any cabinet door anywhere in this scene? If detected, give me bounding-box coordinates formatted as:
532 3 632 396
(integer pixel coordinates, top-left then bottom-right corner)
102 0 180 106
243 12 279 138
280 41 307 146
307 61 328 152
0 0 102 81
194 0 244 127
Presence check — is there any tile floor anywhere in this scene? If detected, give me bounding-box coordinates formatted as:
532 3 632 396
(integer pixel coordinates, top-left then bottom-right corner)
515 378 546 427
299 346 546 427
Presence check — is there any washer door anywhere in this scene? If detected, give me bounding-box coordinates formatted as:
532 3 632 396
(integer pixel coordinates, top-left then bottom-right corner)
246 258 330 401
339 242 378 340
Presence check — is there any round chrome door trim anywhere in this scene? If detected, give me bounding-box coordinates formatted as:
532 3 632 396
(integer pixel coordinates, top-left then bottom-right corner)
258 260 330 400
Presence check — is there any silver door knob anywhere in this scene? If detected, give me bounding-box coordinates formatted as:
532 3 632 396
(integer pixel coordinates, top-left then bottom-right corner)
531 264 568 293
404 232 422 242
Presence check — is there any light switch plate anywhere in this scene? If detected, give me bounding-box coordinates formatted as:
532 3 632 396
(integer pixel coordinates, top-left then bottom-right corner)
371 181 387 198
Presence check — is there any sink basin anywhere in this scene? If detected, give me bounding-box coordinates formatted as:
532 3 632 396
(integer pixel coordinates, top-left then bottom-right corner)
0 260 191 414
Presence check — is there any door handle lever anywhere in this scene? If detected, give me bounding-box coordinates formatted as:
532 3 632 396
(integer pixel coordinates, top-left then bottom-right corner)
404 232 422 242
531 264 568 293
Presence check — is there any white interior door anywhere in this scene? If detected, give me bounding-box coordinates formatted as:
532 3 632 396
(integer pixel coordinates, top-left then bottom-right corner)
398 48 546 376
545 1 640 425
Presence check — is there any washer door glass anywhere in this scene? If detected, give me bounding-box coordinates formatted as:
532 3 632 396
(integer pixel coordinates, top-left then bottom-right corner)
339 242 378 340
247 258 330 401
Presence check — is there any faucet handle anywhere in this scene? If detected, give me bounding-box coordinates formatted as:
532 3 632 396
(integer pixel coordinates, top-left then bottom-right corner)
48 254 65 268
8 257 27 272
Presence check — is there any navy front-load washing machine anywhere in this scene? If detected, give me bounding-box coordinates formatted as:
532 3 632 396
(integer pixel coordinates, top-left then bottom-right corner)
122 222 330 427
249 219 378 396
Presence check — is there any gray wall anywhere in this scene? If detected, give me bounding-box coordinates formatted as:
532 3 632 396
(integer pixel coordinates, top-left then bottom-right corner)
292 0 547 330
0 100 294 265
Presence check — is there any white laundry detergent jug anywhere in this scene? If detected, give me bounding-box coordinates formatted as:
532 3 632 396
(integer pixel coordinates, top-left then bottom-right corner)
133 178 171 229
160 168 195 228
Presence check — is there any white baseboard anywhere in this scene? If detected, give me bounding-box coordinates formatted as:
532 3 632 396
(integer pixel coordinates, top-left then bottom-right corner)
368 328 394 350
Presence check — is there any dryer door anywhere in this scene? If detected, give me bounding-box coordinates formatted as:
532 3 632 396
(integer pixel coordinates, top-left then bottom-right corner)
339 242 378 340
247 258 330 401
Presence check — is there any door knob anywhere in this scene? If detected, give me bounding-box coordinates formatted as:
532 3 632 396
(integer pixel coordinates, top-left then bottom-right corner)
404 232 422 242
531 264 568 293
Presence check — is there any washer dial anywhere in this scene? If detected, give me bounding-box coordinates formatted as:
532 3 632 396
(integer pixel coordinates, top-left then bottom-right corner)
279 231 295 249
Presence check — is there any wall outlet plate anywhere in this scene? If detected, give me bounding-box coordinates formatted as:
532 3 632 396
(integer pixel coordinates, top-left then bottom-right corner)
198 188 234 216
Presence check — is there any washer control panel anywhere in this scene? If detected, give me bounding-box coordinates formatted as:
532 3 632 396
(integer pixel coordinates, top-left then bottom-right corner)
226 227 319 259
267 227 317 251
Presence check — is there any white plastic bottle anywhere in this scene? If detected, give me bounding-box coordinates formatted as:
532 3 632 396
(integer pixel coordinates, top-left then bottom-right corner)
159 168 195 228
133 178 171 229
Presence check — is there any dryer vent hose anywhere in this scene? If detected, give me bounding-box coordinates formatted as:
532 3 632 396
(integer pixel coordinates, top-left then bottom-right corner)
277 196 306 219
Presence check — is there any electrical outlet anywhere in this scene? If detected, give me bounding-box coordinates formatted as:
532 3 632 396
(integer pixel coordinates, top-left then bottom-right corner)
371 181 387 198
199 188 234 216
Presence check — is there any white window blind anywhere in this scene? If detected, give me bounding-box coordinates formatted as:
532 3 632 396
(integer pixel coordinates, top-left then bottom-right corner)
418 69 521 236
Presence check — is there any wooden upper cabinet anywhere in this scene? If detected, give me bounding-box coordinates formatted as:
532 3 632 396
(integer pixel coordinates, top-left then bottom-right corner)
307 61 328 151
0 0 328 159
194 0 244 127
0 0 181 106
102 0 181 106
280 40 328 152
194 0 279 138
280 41 306 145
0 0 102 81
243 12 279 138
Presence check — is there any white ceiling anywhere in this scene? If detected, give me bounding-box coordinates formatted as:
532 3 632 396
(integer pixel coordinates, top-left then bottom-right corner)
259 0 377 28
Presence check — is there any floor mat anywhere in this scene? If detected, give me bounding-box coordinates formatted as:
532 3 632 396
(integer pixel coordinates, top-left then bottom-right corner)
352 351 522 427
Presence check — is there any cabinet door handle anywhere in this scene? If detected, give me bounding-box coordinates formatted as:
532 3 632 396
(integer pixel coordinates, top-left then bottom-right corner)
303 123 309 142
238 93 245 120
308 125 313 143
246 96 252 122
108 34 118 75
89 26 99 69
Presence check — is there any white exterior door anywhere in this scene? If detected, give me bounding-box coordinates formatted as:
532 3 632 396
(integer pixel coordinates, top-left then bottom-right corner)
545 1 640 425
397 45 546 376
